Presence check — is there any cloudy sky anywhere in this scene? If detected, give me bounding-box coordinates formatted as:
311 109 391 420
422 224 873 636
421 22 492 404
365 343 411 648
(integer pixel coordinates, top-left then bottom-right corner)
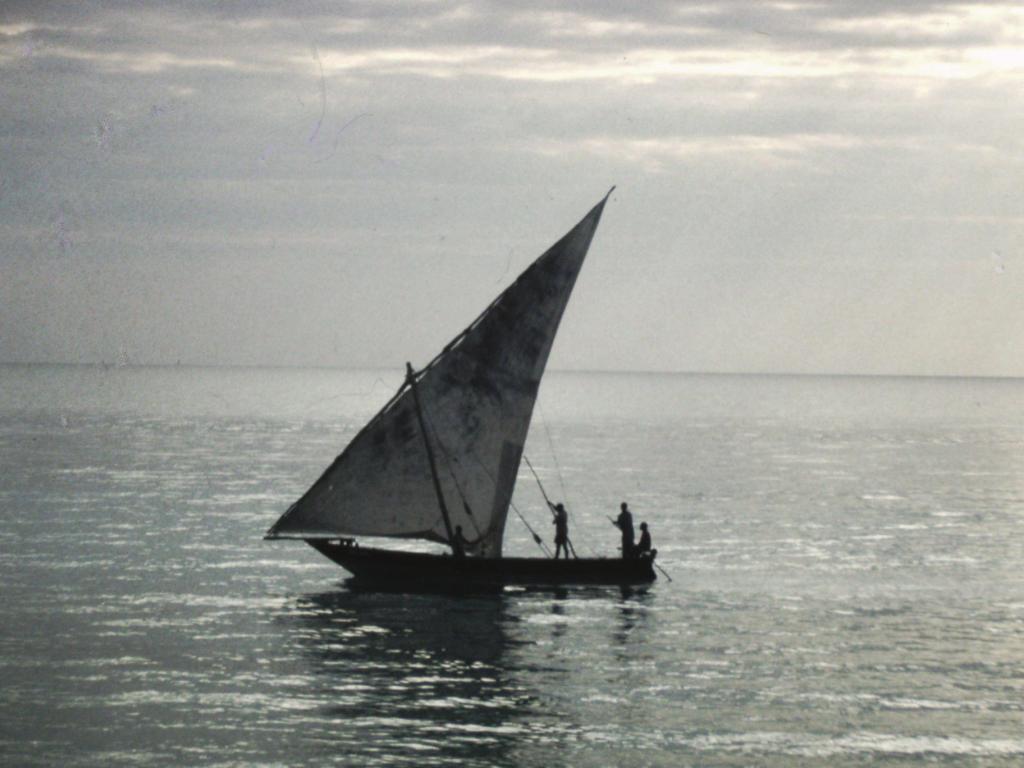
2 1 1022 376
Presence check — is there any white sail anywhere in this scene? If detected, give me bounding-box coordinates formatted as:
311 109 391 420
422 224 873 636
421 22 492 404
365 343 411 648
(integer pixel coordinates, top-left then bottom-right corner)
266 192 612 556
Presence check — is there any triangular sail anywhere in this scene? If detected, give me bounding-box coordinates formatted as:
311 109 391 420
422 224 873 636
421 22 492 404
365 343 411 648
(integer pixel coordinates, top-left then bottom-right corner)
266 192 611 557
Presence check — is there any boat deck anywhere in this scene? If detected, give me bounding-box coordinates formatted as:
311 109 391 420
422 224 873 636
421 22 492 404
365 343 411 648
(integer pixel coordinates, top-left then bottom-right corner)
308 540 658 588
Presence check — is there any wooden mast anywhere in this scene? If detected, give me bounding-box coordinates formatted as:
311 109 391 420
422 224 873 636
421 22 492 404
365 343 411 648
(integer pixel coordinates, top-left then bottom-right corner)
405 362 458 554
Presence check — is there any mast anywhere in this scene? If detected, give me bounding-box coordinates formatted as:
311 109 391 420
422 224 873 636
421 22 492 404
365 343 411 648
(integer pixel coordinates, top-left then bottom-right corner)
405 362 458 554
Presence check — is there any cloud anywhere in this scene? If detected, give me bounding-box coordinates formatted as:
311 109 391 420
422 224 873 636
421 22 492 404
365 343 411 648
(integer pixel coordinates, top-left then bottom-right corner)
2 1 1023 374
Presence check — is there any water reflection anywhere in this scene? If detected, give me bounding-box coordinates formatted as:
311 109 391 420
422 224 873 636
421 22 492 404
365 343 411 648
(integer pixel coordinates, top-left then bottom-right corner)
283 585 531 765
278 583 659 766
613 587 653 649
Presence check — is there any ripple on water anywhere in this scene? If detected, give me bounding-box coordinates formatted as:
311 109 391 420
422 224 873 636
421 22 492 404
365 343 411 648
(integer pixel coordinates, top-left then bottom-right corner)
5 371 1024 766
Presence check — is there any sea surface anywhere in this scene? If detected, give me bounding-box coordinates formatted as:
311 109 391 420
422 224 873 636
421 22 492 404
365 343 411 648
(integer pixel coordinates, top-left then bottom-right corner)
2 364 1023 767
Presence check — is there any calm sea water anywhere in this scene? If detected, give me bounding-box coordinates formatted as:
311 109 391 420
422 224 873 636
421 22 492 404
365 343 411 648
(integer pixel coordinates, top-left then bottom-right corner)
2 365 1023 767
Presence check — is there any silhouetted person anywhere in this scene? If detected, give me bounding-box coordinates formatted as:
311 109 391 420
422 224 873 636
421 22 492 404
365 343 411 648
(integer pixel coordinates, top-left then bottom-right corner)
613 502 634 558
637 521 652 556
451 525 468 558
550 502 570 559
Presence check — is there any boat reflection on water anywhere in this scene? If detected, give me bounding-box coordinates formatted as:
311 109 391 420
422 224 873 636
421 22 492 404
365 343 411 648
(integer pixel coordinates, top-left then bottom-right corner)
285 585 529 765
281 583 657 765
612 587 654 649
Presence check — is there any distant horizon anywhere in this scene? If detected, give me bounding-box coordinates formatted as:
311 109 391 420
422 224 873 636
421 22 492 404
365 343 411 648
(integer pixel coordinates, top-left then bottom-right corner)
2 358 1021 383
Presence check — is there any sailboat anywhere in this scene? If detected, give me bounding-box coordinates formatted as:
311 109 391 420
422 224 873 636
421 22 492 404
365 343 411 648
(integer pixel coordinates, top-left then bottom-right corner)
265 189 657 588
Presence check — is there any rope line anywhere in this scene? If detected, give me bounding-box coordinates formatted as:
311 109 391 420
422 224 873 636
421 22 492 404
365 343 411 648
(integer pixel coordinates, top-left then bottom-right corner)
419 409 485 539
419 401 551 557
536 399 570 504
533 403 600 557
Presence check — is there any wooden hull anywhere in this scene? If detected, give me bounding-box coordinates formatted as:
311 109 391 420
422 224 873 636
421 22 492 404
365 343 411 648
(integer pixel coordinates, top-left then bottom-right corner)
307 540 657 588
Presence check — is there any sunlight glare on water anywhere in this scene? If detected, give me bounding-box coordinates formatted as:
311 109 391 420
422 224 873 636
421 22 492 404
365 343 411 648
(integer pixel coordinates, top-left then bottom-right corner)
1 365 1023 766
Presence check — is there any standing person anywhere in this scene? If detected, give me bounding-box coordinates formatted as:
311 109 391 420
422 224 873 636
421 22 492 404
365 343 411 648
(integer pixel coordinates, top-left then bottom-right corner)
613 502 635 558
451 525 468 559
550 502 570 559
636 521 652 556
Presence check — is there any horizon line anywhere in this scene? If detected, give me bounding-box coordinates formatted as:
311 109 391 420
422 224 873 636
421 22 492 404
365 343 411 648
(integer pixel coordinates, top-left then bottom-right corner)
1 359 1022 383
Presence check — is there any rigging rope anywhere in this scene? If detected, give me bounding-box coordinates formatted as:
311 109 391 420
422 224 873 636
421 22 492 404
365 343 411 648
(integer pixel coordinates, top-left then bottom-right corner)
534 402 600 557
511 504 553 558
419 409 484 539
523 455 577 559
420 401 551 557
536 399 570 504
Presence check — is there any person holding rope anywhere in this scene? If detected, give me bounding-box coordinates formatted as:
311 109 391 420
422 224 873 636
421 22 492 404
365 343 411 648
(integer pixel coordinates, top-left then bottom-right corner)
525 456 578 559
549 502 570 559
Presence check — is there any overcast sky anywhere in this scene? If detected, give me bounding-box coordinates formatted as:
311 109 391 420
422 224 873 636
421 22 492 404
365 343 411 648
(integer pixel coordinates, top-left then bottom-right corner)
2 1 1022 376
